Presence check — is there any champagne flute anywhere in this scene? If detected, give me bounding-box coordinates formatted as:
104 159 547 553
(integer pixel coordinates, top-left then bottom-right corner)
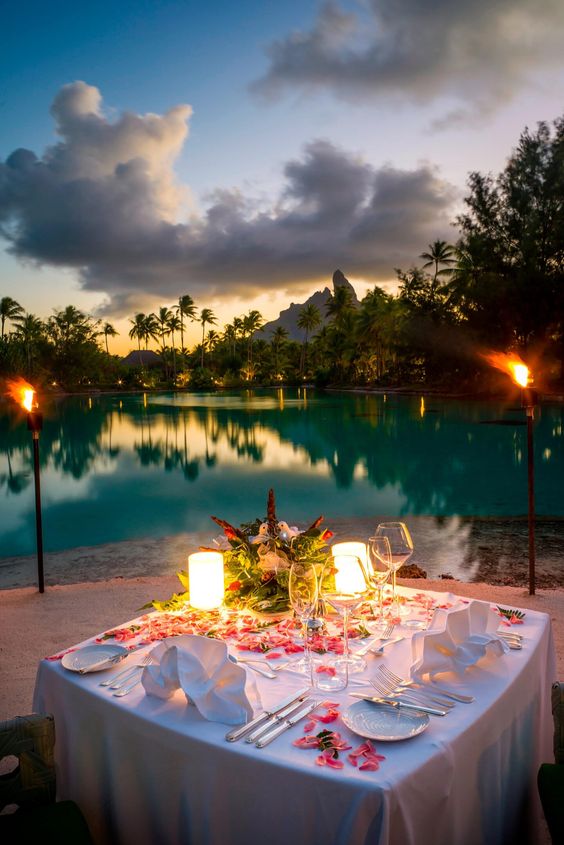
320 555 369 687
375 522 414 619
366 536 391 629
288 562 318 679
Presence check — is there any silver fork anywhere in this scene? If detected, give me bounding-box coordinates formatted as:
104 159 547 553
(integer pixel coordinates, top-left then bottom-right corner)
378 665 474 703
373 671 455 709
369 676 453 710
355 623 395 657
103 655 154 689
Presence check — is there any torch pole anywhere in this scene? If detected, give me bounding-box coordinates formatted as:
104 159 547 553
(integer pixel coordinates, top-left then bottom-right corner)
27 412 45 593
521 385 538 596
526 406 535 595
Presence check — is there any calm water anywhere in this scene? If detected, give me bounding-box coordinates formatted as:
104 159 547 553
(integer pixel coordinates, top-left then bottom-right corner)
0 389 563 558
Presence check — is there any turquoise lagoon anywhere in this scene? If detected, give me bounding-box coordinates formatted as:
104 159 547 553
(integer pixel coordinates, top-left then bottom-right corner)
0 389 563 559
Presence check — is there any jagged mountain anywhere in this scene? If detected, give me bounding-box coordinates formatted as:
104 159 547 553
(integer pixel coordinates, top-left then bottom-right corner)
261 269 359 341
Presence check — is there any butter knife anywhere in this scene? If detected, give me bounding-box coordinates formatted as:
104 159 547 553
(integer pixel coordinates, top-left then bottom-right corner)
224 687 310 742
350 693 447 717
79 645 144 675
246 696 313 744
255 700 319 748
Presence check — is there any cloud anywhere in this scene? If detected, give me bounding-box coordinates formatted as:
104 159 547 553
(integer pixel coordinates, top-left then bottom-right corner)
0 83 457 315
252 0 564 116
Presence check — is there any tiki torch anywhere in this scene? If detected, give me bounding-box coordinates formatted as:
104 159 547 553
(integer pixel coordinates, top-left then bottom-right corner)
7 379 45 593
483 352 537 595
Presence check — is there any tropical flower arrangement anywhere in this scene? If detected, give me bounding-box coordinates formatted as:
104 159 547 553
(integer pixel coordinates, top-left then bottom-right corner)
212 488 333 614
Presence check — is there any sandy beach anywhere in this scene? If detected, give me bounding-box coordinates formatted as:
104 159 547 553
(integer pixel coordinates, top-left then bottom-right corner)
1 573 562 721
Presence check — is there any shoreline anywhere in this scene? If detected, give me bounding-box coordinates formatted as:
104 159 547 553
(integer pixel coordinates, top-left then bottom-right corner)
3 383 564 402
1 573 562 722
2 515 564 591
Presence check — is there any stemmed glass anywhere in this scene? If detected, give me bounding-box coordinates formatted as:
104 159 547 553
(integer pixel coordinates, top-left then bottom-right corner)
320 555 369 685
374 522 414 619
366 536 391 630
288 562 318 679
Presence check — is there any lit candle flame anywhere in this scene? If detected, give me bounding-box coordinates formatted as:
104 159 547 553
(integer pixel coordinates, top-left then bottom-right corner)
6 378 37 412
482 351 531 388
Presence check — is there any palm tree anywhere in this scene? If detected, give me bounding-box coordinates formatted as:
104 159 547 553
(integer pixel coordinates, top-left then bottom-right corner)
13 313 44 373
297 304 321 373
199 308 217 367
223 323 237 357
129 313 147 360
142 314 159 350
178 294 197 357
270 326 289 373
326 285 354 329
47 305 98 346
155 307 173 352
420 240 456 289
166 312 182 382
242 309 264 366
206 329 220 366
0 297 24 340
102 322 118 355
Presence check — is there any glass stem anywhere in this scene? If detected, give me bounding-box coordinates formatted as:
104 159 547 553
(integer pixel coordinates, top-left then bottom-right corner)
302 619 310 672
342 608 349 686
392 570 397 613
343 608 349 660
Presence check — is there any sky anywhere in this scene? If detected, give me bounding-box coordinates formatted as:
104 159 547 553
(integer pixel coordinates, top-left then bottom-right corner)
2 0 564 353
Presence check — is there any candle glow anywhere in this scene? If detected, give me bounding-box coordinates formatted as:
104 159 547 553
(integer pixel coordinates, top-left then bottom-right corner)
188 551 225 610
332 552 366 593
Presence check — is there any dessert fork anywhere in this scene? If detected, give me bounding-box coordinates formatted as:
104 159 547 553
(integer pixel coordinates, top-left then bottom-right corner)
102 654 154 689
378 665 474 703
355 623 395 657
372 672 454 709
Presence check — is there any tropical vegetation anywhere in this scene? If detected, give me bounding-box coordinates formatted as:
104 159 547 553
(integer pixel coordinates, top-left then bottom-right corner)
1 116 563 392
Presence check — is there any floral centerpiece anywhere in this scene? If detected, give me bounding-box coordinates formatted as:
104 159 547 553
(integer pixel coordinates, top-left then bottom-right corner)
212 489 332 614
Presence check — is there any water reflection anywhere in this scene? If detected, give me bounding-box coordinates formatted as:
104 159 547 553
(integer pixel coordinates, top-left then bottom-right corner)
0 389 563 557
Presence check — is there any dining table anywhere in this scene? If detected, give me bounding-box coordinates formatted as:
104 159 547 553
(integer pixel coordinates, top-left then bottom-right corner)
33 585 556 845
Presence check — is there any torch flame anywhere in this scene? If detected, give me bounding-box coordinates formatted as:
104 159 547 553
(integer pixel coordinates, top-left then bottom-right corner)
6 378 37 412
482 351 531 388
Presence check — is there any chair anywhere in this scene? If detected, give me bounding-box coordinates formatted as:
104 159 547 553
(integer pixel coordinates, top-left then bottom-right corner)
0 713 93 844
538 682 564 844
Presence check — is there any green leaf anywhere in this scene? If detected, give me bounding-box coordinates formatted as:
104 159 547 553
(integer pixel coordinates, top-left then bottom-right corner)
497 606 525 621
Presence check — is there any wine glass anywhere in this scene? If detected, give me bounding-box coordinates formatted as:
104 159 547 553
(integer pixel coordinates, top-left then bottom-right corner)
374 522 413 619
288 562 318 679
320 555 369 686
366 536 391 630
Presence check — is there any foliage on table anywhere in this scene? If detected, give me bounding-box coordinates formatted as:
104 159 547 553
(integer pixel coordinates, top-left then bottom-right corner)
144 488 333 615
213 488 332 613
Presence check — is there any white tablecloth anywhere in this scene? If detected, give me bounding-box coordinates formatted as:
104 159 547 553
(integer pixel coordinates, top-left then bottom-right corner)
33 588 556 845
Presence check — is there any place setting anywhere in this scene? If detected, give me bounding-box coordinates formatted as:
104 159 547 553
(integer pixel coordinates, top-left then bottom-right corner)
59 509 509 750
55 501 527 766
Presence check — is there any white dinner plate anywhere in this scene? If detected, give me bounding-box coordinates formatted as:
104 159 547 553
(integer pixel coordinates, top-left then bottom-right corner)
61 644 129 673
342 700 429 741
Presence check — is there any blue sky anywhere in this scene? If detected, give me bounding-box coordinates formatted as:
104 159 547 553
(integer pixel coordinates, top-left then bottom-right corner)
2 0 564 351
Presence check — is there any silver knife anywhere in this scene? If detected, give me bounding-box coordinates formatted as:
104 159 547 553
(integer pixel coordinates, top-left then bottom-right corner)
255 700 319 748
350 693 447 717
224 687 310 742
416 683 474 703
245 695 312 744
79 645 143 675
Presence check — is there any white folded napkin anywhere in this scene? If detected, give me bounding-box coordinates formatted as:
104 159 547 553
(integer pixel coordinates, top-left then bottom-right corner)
141 635 261 725
411 600 507 679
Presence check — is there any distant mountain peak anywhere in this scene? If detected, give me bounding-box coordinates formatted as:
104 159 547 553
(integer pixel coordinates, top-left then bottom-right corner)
262 270 358 341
